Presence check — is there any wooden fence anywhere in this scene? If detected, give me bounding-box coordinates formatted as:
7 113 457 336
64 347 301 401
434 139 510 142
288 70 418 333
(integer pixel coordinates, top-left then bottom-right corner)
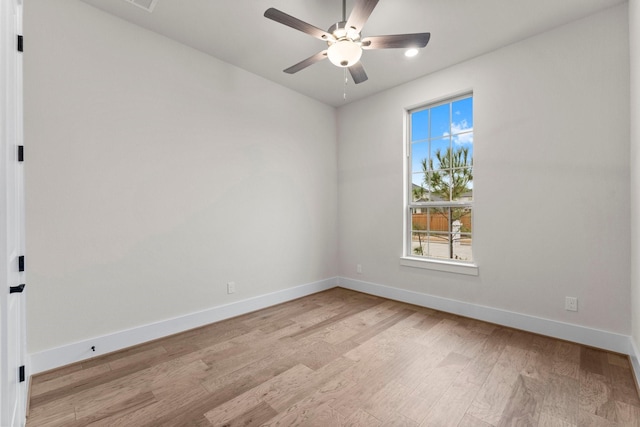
412 212 471 232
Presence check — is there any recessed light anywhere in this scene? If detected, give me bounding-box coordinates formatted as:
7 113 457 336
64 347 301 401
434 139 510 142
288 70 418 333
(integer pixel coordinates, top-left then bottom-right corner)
405 48 419 58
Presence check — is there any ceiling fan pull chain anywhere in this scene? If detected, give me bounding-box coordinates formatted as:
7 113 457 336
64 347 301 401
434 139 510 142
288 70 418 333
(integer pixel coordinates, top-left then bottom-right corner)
343 68 348 100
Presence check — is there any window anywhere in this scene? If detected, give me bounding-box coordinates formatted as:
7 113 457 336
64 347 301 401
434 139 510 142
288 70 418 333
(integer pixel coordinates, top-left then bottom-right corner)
406 94 473 264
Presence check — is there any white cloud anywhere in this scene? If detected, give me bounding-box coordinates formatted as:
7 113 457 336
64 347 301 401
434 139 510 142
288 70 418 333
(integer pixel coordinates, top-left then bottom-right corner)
446 119 473 145
453 132 473 145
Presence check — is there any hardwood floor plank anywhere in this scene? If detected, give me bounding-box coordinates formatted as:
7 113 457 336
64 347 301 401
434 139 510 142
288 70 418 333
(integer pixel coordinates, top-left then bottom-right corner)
227 401 279 427
66 391 157 426
421 380 480 426
26 288 640 427
380 413 419 427
455 328 510 388
615 400 640 426
107 345 168 371
466 345 532 425
540 372 580 425
578 410 617 427
291 339 356 370
157 350 303 425
345 408 382 426
110 384 210 426
581 347 609 377
580 370 614 421
25 399 76 427
361 380 412 421
402 352 472 425
495 375 545 426
30 363 111 398
329 350 417 419
394 345 449 392
31 363 83 384
29 362 149 410
610 362 640 407
552 341 581 380
287 301 387 340
34 358 206 427
289 401 347 426
200 349 298 395
267 356 354 412
457 413 493 427
349 308 416 345
261 375 355 425
537 412 576 426
203 364 313 423
243 300 322 329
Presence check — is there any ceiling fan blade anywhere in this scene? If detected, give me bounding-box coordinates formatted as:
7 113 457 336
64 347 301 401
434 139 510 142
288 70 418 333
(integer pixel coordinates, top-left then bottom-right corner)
345 0 379 33
362 33 431 49
264 8 333 41
349 62 368 84
284 50 328 74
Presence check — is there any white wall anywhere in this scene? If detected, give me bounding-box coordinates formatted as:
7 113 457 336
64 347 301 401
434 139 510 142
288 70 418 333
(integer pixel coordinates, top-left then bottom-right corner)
23 0 633 362
631 0 640 354
24 0 337 354
338 5 630 334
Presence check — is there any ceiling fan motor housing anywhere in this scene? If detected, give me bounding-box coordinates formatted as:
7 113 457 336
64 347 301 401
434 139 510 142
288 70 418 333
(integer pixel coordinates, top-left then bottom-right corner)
326 21 363 67
327 21 361 41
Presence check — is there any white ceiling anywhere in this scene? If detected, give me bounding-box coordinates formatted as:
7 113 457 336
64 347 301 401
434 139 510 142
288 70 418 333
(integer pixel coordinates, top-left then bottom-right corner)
79 0 626 107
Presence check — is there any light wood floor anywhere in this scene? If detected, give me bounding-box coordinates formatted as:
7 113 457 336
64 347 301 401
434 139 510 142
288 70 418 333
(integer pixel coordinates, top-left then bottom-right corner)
27 288 640 426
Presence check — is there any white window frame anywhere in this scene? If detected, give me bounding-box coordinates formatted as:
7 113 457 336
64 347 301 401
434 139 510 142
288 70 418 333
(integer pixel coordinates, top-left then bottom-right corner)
401 93 478 276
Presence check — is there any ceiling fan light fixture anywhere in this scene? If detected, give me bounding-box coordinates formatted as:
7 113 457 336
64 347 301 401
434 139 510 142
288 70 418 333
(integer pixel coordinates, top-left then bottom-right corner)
327 40 362 67
405 48 419 57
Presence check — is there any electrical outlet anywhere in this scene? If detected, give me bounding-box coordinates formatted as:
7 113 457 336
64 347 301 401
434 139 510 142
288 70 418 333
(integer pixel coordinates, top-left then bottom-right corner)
227 282 236 294
565 296 578 312
356 264 362 274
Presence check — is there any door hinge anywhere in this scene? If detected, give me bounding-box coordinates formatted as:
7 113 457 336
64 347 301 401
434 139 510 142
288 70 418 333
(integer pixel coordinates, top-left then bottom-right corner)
10 284 25 294
19 366 25 383
18 255 24 272
17 35 23 52
18 145 24 162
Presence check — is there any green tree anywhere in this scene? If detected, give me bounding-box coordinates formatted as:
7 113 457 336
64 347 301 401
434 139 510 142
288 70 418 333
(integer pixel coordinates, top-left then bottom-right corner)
421 146 473 259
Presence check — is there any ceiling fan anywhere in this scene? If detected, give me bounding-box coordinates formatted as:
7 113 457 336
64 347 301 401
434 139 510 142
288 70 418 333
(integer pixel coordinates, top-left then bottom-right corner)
264 0 431 84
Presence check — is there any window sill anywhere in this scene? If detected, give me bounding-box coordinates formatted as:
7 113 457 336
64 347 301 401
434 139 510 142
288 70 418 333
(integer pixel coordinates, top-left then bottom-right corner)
400 257 479 276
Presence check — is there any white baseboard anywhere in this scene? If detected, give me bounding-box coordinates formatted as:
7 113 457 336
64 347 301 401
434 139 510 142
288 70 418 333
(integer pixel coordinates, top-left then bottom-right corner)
629 338 640 391
29 277 337 374
338 277 632 355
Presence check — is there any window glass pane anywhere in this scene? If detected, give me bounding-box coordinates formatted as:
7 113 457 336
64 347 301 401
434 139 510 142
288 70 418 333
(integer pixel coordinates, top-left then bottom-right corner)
411 142 429 175
450 146 472 169
411 209 428 232
453 131 473 149
411 179 428 202
429 138 450 171
430 104 450 139
424 233 450 260
453 139 474 167
411 172 425 187
428 207 450 232
453 233 473 261
452 207 472 233
429 169 452 201
451 97 473 133
411 109 429 142
451 168 473 201
411 232 428 256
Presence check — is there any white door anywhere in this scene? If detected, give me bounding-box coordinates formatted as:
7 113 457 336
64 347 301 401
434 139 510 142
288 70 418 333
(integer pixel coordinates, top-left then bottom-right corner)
1 0 26 425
